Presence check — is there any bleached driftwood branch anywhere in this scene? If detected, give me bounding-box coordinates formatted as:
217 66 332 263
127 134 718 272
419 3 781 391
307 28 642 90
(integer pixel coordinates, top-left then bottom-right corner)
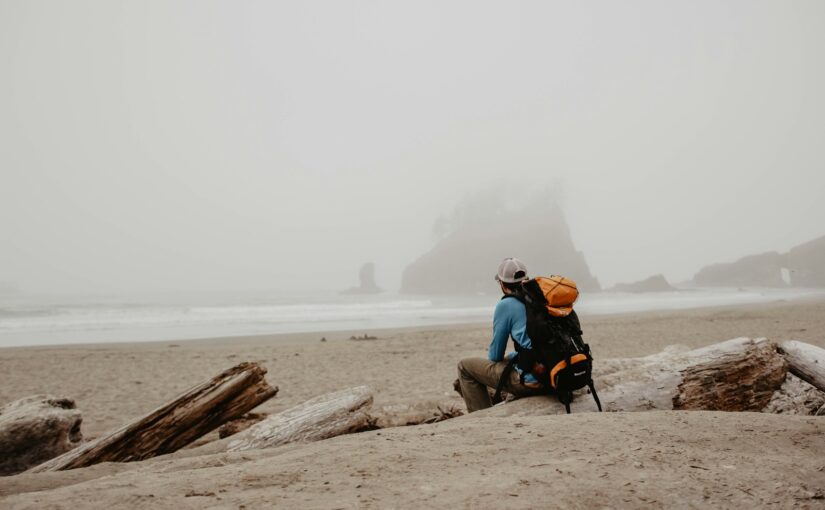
226 386 373 452
778 340 825 393
30 362 277 472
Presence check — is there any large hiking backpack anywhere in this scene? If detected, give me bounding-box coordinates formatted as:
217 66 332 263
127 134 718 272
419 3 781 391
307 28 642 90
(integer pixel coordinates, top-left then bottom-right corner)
495 276 602 414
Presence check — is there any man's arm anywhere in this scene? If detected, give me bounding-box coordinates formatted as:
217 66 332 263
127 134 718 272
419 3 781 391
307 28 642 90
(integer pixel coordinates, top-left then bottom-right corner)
487 300 512 362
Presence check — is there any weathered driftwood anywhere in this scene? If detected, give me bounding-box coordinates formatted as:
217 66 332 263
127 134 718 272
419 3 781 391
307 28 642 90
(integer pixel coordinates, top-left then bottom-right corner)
227 386 372 452
480 338 790 417
368 399 464 429
0 396 83 476
672 339 787 410
218 412 268 439
30 362 277 472
778 341 825 393
763 373 825 415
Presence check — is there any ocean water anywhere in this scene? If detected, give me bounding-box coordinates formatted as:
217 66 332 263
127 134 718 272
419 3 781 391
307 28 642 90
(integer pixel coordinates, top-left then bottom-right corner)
1 287 823 348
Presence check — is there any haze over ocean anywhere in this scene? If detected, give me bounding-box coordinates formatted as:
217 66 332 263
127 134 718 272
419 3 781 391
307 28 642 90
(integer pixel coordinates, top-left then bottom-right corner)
2 287 823 347
2 2 824 297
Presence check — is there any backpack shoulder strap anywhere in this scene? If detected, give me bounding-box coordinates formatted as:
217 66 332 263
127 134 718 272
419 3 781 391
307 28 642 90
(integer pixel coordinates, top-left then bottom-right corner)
493 356 518 403
500 292 525 304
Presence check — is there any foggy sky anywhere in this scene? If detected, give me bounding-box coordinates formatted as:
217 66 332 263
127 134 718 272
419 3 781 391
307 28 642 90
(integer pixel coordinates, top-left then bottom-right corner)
2 1 824 293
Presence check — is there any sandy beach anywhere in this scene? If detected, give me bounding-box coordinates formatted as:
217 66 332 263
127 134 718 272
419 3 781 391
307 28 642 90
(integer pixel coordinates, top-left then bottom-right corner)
1 298 824 508
4 1 825 507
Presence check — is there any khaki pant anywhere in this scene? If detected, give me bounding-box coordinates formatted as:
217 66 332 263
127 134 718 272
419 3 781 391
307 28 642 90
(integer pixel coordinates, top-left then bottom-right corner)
457 357 545 413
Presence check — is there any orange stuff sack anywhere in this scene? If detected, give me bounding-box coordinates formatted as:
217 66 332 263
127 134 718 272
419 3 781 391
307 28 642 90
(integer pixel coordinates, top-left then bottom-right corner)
529 276 579 317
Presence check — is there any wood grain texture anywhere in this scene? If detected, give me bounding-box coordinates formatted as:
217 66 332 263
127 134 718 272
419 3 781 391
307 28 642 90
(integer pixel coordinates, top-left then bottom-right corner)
673 340 787 410
30 362 277 472
227 386 372 452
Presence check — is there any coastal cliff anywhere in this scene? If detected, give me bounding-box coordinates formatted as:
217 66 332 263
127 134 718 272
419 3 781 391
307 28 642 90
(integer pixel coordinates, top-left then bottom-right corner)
692 234 825 288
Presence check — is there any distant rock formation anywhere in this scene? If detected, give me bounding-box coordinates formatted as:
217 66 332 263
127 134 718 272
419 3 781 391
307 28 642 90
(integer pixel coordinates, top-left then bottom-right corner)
609 274 674 293
401 199 599 295
694 252 788 288
787 235 825 287
692 234 825 288
341 263 383 295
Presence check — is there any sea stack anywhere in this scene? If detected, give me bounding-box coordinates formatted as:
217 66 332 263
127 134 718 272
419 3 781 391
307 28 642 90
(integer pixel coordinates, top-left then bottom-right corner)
341 263 383 295
609 274 675 293
400 199 599 295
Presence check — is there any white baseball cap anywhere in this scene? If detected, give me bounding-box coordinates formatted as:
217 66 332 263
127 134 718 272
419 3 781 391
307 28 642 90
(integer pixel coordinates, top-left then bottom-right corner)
494 257 529 283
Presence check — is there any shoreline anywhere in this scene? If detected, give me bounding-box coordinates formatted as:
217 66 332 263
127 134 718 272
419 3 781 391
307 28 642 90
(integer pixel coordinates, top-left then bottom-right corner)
3 297 825 440
3 292 825 352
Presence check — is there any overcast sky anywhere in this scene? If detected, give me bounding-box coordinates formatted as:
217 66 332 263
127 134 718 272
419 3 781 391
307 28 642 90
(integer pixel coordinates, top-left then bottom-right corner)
1 1 823 293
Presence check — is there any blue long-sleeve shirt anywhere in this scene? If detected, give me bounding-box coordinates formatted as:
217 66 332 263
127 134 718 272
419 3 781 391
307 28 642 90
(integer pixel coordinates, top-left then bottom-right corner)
488 297 538 384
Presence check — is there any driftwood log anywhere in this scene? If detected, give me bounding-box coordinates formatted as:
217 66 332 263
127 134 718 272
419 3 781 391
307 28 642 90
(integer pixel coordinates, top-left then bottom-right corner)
30 362 277 472
0 396 83 476
227 386 373 452
368 399 464 428
481 338 793 417
778 340 825 393
14 339 823 475
763 373 825 415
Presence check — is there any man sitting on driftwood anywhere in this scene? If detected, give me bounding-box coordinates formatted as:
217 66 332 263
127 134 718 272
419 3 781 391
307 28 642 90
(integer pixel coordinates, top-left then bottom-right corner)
457 258 544 412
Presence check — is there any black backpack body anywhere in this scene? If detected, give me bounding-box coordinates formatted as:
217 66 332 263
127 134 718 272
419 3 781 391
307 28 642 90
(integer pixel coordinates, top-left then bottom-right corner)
495 280 602 414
